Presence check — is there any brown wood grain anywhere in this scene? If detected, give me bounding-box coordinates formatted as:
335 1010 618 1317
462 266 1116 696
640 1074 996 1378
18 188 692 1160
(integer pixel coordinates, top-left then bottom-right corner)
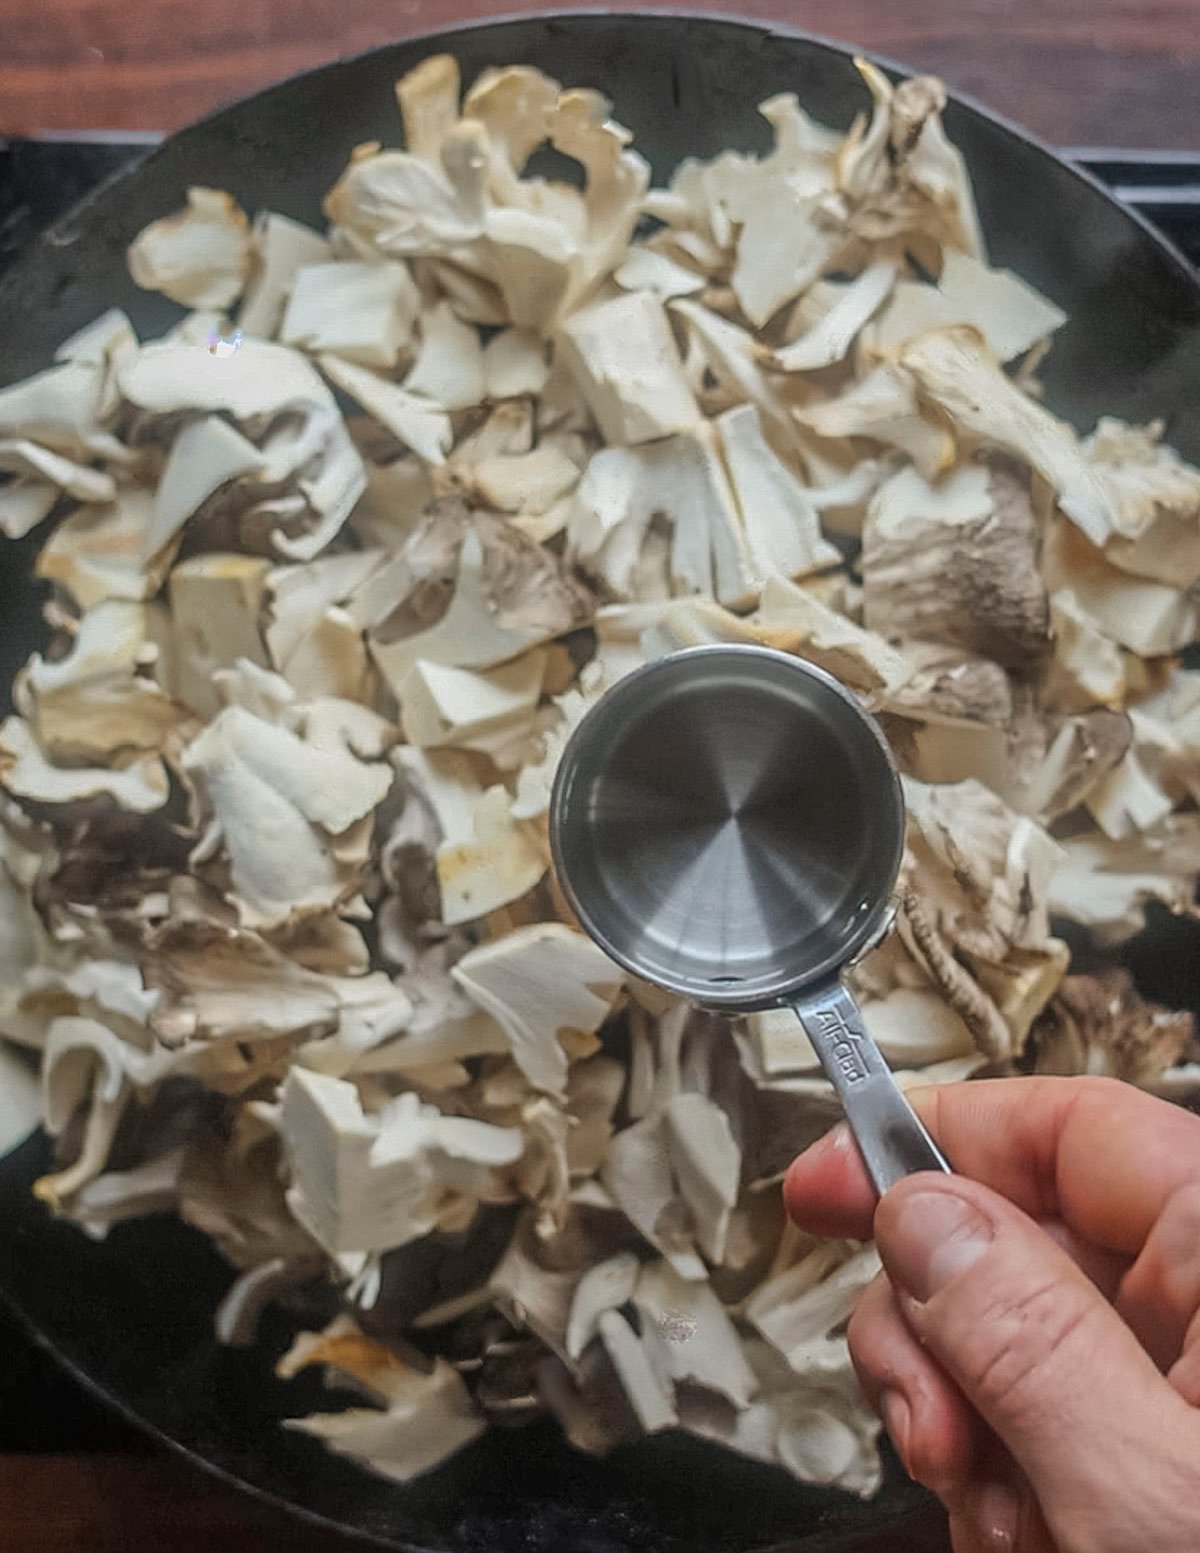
0 0 1198 145
0 1452 355 1552
0 1451 952 1553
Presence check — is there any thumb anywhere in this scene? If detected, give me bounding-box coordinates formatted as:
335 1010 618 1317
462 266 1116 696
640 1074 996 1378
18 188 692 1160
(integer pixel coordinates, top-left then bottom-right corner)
875 1174 1200 1550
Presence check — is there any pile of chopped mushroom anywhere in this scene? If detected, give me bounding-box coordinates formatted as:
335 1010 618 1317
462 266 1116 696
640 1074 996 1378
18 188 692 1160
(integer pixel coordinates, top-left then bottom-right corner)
2 53 1200 1495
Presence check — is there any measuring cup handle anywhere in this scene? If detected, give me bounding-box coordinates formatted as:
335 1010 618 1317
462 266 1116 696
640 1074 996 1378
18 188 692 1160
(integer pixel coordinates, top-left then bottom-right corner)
790 980 951 1196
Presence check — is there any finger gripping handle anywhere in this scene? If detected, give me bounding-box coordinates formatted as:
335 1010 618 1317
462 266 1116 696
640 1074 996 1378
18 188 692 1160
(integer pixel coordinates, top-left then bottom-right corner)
792 980 951 1195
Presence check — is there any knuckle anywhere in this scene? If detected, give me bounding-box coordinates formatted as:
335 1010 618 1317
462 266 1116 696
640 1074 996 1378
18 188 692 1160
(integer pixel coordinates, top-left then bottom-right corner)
1153 1183 1200 1326
846 1283 886 1375
847 1275 909 1399
965 1276 1101 1424
1164 1180 1200 1241
904 1425 965 1497
846 1297 869 1360
1074 1074 1126 1102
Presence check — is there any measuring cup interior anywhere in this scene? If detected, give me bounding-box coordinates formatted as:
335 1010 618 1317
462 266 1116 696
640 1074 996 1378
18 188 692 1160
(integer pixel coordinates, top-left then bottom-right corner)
551 646 905 1009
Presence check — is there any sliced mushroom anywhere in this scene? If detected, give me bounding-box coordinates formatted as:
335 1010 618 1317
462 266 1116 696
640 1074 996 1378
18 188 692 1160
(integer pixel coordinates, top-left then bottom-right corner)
558 291 699 445
1084 417 1200 586
1047 814 1200 942
238 211 333 340
795 362 954 481
746 1241 880 1379
451 924 622 1094
867 251 1065 364
318 352 451 464
0 479 57 541
370 521 591 691
1042 588 1127 712
182 703 392 924
163 554 271 719
837 61 983 262
397 651 546 759
119 336 335 421
615 246 706 299
1029 971 1194 1086
18 599 184 762
403 300 486 409
565 1250 641 1360
861 988 976 1067
717 405 841 583
661 1092 740 1266
281 261 420 368
752 576 911 695
899 326 1115 545
284 1345 486 1481
0 356 109 456
35 488 157 606
280 1069 520 1255
481 328 550 399
862 460 1050 669
1043 517 1200 658
568 425 754 607
0 439 114 508
0 714 169 813
597 1307 678 1432
128 187 253 310
768 260 897 373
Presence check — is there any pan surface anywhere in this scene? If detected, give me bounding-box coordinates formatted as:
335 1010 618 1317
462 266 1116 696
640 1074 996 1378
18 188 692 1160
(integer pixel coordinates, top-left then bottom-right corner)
1 12 1198 1552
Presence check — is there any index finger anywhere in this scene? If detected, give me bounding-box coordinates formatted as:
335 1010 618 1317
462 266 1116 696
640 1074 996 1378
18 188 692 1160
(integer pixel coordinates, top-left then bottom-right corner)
783 1075 1200 1256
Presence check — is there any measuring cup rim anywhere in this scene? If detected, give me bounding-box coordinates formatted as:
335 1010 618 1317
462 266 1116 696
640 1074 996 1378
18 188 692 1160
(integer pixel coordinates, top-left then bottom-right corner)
548 644 907 1011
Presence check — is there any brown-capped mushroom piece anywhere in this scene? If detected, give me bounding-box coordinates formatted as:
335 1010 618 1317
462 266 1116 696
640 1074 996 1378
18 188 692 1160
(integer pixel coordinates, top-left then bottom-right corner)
861 460 1050 669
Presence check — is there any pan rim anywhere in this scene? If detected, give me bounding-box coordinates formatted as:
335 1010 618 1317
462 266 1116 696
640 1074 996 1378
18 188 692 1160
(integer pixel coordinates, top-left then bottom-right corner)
4 7 1197 334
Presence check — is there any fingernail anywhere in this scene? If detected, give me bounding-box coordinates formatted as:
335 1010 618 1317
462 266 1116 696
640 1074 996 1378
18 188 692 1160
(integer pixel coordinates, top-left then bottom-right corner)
784 1123 851 1206
885 1190 994 1302
879 1389 911 1473
797 1122 851 1162
975 1477 1021 1549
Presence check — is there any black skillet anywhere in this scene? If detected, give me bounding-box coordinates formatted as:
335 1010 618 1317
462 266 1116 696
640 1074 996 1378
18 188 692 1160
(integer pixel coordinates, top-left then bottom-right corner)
1 12 1199 1553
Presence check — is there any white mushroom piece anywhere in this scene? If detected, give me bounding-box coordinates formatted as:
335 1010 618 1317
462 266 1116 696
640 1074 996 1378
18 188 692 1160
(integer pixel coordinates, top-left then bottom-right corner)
117 336 368 564
127 187 254 309
556 290 699 445
394 747 547 928
280 1070 521 1254
567 425 756 606
181 699 393 925
278 1315 486 1480
365 507 592 696
397 650 546 765
2 49 1200 1498
452 924 623 1094
864 248 1066 364
324 56 649 333
236 211 333 339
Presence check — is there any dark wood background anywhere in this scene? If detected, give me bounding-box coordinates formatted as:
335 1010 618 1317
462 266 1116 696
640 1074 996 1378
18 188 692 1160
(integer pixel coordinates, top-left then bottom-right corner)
1 0 1199 146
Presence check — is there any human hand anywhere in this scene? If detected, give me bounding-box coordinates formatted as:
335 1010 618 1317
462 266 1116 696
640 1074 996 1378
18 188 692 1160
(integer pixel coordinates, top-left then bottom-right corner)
784 1075 1200 1553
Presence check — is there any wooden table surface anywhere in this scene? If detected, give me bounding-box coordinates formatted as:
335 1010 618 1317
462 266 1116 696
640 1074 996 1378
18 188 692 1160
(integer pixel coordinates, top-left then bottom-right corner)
0 1 1193 1547
1 0 1199 146
4 1452 953 1553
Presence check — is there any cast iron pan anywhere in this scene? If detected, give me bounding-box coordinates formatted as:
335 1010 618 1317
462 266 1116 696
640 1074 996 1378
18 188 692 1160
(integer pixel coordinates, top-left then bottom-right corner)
1 12 1199 1552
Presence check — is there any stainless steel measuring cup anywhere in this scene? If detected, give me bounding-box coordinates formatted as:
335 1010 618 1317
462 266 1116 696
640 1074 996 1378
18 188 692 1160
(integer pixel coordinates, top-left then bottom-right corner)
549 643 950 1195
